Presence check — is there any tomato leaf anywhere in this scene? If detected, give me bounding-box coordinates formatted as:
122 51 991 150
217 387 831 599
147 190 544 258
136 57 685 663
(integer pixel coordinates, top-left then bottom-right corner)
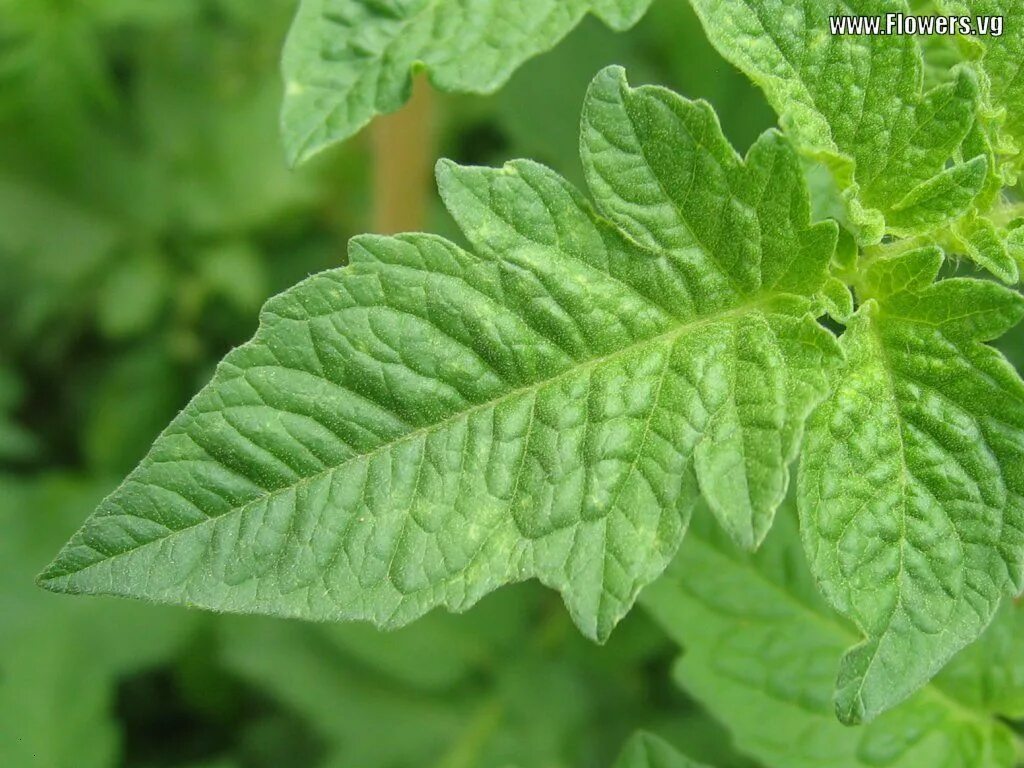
799 248 1024 722
40 66 839 642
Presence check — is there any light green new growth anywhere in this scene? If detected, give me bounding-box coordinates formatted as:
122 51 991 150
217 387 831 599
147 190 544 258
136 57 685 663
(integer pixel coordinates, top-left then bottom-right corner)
643 508 1024 768
798 248 1024 723
614 731 712 768
946 0 1024 179
280 0 654 165
935 0 1024 281
688 0 987 246
39 67 840 643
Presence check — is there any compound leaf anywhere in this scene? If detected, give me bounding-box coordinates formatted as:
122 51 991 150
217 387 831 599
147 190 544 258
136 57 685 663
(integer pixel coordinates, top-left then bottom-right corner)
39 66 839 642
642 507 1024 768
688 0 985 244
798 247 1024 723
280 0 654 165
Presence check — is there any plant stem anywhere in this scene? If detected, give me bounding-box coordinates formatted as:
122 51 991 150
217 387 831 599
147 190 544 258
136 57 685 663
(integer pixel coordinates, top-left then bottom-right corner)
371 74 436 234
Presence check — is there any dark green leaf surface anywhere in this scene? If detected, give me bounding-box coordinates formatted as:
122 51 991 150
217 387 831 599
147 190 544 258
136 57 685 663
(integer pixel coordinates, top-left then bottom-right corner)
40 66 839 642
280 0 654 165
799 248 1024 722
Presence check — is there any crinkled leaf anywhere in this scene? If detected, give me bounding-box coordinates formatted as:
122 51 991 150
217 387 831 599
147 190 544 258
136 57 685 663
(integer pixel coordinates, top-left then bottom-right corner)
613 731 712 768
688 0 985 242
280 0 654 165
820 277 855 323
945 0 1024 178
642 507 1023 768
798 248 1024 723
951 214 1019 284
930 2 1024 282
39 66 839 642
1008 224 1024 271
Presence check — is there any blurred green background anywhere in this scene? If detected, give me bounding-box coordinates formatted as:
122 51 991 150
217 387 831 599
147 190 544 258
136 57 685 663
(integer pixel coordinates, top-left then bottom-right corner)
9 2 1014 767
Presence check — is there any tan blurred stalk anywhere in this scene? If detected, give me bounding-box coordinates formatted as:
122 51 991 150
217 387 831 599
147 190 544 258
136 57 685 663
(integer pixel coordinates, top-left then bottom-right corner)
371 74 435 234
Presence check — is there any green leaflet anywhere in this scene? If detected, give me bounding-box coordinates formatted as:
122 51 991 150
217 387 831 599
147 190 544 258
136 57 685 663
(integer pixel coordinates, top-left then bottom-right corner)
798 247 1024 723
1010 224 1024 272
950 213 1019 285
688 0 986 244
930 1 1024 283
613 731 712 768
642 507 1024 768
280 0 653 165
39 66 839 642
946 0 1024 179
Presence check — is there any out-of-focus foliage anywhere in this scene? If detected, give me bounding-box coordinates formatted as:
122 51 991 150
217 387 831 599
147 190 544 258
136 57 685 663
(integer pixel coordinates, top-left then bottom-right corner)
0 1 783 766
12 0 1022 764
613 732 714 767
0 475 196 767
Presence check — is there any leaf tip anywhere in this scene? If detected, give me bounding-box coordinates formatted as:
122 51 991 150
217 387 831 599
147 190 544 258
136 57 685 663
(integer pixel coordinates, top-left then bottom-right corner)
834 695 866 727
280 123 326 170
35 562 70 594
35 542 92 596
833 646 872 725
434 157 459 187
586 64 630 102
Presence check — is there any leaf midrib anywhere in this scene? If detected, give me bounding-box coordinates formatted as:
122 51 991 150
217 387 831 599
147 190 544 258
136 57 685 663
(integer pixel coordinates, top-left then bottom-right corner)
835 307 914 713
43 296 787 586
